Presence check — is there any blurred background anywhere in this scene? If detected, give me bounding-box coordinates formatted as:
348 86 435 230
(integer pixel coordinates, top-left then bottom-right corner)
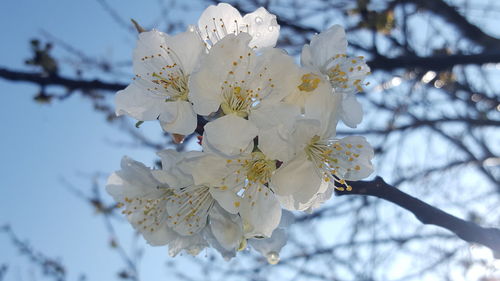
0 0 499 280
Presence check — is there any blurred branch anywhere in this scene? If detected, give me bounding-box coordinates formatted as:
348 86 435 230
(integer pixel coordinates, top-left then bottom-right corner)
0 67 124 92
369 52 500 71
397 0 500 49
1 225 66 281
3 51 500 93
337 177 500 258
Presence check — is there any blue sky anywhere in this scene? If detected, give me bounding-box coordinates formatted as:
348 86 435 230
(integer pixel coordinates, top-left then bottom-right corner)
0 1 210 280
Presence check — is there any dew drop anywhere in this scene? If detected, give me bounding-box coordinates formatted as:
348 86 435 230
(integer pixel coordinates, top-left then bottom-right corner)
268 26 274 32
255 32 261 37
255 17 263 24
188 25 195 32
266 251 280 265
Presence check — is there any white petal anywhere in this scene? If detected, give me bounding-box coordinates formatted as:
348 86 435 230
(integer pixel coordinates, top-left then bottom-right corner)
142 225 177 246
304 87 341 138
309 25 347 69
202 114 258 157
242 7 280 49
197 3 242 47
333 136 374 180
164 30 205 74
250 102 300 130
240 184 282 238
289 119 323 152
156 149 182 171
300 44 314 68
282 68 327 109
303 183 335 213
209 187 240 214
203 226 236 260
150 170 185 189
159 100 197 135
248 228 287 257
250 103 300 161
106 156 160 201
133 30 203 75
183 153 227 187
115 82 171 121
284 180 332 212
209 203 244 251
247 48 299 105
271 154 322 202
189 33 253 116
168 232 208 257
340 94 363 128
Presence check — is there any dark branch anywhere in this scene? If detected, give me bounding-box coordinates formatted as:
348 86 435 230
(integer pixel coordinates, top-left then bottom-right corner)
369 52 500 71
398 0 500 49
0 67 125 92
337 177 500 257
3 51 500 93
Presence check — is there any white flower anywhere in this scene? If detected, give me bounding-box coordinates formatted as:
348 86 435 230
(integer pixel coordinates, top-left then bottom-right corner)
189 32 297 156
195 3 279 49
256 88 340 163
156 150 244 253
105 156 208 256
283 69 334 112
115 29 204 135
187 150 282 239
301 25 370 128
106 152 247 257
272 119 374 210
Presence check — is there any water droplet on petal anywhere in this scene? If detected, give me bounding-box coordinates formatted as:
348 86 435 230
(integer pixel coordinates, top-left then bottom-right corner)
268 26 274 32
255 17 263 24
188 25 195 32
266 251 280 265
255 32 261 37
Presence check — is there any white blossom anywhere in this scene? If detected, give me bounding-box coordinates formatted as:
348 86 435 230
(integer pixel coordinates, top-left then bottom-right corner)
301 25 370 128
272 119 374 210
157 150 244 253
116 29 204 135
187 150 282 239
106 156 208 256
109 3 376 263
189 32 297 157
195 3 279 49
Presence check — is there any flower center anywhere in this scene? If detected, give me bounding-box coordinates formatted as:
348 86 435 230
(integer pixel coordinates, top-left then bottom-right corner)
151 71 189 101
298 73 321 92
135 45 190 102
242 152 276 184
221 86 253 117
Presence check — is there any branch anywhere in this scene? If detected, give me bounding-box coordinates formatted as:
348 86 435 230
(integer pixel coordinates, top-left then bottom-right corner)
398 0 500 49
3 51 500 93
369 52 500 71
0 67 125 92
337 177 500 257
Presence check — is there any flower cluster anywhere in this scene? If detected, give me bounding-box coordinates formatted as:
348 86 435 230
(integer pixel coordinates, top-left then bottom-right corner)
107 3 374 263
